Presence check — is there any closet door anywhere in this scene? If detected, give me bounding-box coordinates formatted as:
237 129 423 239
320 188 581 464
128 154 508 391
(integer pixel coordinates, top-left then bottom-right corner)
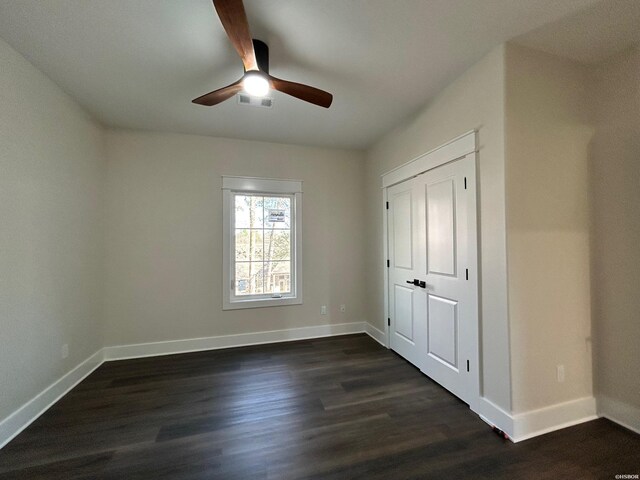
386 154 478 406
387 179 426 367
415 155 478 404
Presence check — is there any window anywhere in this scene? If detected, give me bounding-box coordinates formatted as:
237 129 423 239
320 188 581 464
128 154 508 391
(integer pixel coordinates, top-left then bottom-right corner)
222 176 302 310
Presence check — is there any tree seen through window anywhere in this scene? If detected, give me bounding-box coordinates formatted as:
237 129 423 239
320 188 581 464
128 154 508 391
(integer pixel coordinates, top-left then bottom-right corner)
234 194 292 296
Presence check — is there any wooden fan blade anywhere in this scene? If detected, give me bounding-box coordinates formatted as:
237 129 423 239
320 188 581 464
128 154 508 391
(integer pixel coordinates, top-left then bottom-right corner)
192 78 243 106
213 0 258 72
269 75 333 108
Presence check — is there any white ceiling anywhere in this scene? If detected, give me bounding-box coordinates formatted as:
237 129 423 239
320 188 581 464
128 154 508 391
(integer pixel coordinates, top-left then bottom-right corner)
0 0 612 150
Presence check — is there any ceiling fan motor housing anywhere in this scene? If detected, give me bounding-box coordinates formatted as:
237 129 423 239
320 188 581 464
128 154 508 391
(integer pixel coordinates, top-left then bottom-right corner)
251 39 269 74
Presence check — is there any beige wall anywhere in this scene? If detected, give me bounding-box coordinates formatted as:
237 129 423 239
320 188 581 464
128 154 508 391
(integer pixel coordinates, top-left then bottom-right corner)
505 44 594 413
364 45 512 411
589 47 640 418
104 130 366 345
0 38 106 422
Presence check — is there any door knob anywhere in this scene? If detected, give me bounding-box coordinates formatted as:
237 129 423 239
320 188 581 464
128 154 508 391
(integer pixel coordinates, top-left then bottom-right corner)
406 279 428 288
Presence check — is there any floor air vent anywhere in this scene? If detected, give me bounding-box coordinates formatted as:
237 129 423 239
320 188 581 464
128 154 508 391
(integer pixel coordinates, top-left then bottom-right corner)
238 93 273 108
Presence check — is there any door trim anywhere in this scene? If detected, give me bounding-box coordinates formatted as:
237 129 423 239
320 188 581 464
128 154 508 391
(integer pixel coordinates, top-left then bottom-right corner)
381 130 477 188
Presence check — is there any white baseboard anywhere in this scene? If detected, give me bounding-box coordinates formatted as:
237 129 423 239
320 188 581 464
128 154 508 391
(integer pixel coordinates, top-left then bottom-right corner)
511 396 598 442
364 322 387 347
472 397 515 440
104 322 366 361
472 396 600 443
597 395 640 435
0 349 104 450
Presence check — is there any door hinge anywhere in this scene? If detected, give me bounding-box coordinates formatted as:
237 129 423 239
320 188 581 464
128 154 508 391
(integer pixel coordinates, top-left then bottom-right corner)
467 360 470 372
386 201 389 209
464 177 467 190
387 259 390 268
388 318 391 326
465 268 469 280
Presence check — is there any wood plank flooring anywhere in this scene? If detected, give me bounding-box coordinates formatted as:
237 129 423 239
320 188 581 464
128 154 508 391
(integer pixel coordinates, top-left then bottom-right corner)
0 334 638 479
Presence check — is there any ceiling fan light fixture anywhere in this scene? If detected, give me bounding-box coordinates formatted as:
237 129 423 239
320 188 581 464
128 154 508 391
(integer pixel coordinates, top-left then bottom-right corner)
192 0 332 108
242 72 270 97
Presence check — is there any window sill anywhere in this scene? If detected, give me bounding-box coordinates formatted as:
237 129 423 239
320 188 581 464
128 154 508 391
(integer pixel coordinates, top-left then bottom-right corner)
223 296 302 311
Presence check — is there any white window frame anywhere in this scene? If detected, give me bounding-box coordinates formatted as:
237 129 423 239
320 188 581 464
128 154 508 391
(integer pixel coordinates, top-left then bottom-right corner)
222 176 303 310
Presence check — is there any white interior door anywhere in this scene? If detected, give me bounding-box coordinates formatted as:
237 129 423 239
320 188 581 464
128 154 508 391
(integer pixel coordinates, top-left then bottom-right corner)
387 180 426 367
416 155 478 404
386 155 478 405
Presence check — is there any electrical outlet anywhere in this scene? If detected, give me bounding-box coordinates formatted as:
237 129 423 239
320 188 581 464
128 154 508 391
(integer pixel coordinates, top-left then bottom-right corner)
61 344 69 359
321 305 327 315
340 304 346 313
556 365 565 383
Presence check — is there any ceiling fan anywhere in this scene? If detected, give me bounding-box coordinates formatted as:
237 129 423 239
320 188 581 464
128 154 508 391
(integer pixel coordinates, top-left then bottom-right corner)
193 0 333 108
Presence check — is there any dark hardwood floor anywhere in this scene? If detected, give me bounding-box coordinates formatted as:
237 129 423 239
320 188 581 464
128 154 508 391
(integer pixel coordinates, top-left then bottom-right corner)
0 334 638 479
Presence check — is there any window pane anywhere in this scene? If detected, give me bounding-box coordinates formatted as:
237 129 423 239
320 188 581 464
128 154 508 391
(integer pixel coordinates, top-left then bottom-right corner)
263 230 290 262
234 195 250 228
264 196 291 229
235 229 263 261
235 229 249 261
235 262 264 295
250 196 264 228
234 195 264 229
230 188 297 303
263 261 291 294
